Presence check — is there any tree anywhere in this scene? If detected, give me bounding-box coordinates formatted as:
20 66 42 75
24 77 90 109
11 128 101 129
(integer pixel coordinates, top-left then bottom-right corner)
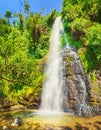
62 0 101 72
5 10 12 23
24 0 30 14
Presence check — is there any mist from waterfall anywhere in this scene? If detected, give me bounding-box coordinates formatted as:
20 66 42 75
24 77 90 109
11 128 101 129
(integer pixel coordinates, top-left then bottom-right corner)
40 17 64 112
39 16 92 116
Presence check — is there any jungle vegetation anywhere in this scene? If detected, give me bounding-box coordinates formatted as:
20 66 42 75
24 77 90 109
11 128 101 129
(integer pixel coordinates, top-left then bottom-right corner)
62 0 101 73
0 0 101 109
0 1 58 108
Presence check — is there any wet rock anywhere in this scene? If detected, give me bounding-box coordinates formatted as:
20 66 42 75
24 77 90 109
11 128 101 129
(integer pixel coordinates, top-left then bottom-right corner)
93 124 101 130
27 103 38 109
60 126 73 130
62 46 101 116
10 104 25 111
63 47 93 116
94 121 101 125
3 125 8 130
75 123 83 130
11 117 23 127
83 126 89 130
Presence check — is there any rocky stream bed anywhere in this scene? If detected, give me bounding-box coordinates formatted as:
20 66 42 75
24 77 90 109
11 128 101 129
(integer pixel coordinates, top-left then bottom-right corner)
0 110 101 130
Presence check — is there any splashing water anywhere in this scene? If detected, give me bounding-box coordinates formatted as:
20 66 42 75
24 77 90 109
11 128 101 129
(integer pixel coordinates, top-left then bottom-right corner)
40 17 64 112
39 17 92 116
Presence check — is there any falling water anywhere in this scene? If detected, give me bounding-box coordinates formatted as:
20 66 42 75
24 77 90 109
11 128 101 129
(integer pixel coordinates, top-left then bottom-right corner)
40 17 64 111
39 17 92 116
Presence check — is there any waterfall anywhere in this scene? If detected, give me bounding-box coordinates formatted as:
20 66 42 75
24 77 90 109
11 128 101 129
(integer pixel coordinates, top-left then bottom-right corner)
40 17 64 111
39 17 92 116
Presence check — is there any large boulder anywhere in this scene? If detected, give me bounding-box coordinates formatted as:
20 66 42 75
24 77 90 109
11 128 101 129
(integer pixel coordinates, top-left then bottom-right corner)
63 47 101 116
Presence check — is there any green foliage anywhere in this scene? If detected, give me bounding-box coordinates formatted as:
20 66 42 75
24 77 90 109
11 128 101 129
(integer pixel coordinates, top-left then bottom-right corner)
5 10 12 23
24 0 30 14
46 9 59 27
93 86 100 94
0 88 6 98
62 31 82 49
62 0 101 72
0 5 53 106
26 13 50 55
18 13 24 31
0 18 11 36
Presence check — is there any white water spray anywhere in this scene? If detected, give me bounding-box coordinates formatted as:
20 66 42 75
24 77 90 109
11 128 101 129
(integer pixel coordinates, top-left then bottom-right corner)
40 17 64 111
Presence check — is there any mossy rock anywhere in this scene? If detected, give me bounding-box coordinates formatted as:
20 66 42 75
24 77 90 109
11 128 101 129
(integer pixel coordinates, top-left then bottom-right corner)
89 97 96 102
68 76 73 80
67 65 74 76
93 86 100 95
65 55 75 62
90 102 97 106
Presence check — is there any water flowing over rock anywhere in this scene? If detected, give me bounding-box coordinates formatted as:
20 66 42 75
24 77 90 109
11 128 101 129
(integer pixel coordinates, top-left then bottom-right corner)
39 17 100 116
40 17 64 111
63 46 92 116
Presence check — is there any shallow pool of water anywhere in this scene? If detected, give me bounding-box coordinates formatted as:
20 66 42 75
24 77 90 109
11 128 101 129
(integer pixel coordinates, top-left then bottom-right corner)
0 110 101 130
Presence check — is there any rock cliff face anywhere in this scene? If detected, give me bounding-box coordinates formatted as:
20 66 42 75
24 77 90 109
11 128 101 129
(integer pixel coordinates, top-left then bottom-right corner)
63 47 101 116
